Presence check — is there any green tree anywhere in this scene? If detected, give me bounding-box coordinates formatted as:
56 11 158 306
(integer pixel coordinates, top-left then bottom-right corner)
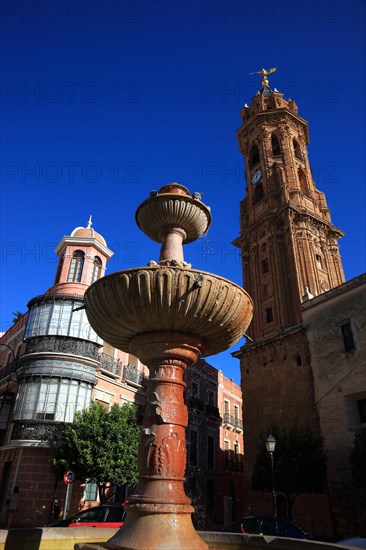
49 401 140 502
350 427 366 489
251 424 327 518
12 311 23 324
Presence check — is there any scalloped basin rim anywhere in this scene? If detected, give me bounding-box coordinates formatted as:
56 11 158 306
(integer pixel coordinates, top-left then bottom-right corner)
85 265 250 294
84 266 253 357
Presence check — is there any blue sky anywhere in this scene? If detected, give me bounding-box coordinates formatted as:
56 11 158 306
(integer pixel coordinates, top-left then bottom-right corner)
1 0 365 383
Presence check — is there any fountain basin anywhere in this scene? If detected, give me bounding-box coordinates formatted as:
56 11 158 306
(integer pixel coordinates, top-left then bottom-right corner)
135 183 212 244
84 266 253 357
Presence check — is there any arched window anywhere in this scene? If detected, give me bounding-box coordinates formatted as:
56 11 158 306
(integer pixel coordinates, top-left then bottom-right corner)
293 139 302 160
253 182 264 204
298 168 310 195
271 135 281 156
249 144 260 168
67 251 84 282
90 256 102 284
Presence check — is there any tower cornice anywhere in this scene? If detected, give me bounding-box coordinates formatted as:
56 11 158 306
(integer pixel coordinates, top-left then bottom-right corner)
237 109 309 145
55 236 114 259
233 203 344 249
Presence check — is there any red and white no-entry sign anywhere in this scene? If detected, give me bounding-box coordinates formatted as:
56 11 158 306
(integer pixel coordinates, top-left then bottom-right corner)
63 469 75 485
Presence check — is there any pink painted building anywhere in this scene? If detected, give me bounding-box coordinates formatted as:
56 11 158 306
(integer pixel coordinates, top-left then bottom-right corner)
0 220 245 529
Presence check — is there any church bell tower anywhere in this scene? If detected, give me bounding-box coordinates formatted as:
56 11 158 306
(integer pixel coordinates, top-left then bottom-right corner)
234 69 345 341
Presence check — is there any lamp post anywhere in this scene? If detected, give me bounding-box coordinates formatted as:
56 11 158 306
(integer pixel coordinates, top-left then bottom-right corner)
266 433 277 518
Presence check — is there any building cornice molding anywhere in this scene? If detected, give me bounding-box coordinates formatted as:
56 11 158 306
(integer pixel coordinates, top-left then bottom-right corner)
55 236 114 259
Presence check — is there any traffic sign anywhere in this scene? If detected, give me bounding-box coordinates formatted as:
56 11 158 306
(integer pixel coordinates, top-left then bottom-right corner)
63 469 75 485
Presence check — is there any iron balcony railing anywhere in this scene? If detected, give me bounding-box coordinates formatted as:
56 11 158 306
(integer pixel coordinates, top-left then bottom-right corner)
206 404 221 419
188 397 205 413
224 458 244 472
122 364 147 387
24 336 99 361
99 354 122 377
223 412 243 431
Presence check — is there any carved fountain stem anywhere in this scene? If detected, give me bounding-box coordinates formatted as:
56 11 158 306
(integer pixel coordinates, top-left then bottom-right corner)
81 183 253 550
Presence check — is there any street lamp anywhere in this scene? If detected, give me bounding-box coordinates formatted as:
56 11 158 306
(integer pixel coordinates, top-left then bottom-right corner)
266 433 277 518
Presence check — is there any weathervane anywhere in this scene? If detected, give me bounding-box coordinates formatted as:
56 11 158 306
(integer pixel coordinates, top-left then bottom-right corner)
250 67 277 91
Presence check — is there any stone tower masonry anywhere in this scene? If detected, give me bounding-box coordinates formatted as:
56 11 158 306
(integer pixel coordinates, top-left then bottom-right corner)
233 74 346 533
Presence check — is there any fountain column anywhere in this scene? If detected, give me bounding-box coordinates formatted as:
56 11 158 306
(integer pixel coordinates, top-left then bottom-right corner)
77 183 253 550
108 333 206 549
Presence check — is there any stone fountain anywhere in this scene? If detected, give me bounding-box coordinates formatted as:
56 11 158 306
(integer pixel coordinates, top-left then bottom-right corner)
77 183 253 550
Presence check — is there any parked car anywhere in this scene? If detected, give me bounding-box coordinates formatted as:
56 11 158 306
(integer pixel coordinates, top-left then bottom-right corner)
223 515 313 539
336 539 366 549
45 502 127 528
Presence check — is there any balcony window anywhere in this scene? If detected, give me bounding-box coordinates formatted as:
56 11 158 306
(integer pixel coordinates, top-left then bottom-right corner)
122 364 146 386
68 251 85 282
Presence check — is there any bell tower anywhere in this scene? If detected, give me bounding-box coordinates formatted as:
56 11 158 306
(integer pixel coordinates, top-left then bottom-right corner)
234 70 345 341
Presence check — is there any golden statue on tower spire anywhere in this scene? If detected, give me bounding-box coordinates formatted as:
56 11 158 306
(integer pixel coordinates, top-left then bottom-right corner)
250 67 277 91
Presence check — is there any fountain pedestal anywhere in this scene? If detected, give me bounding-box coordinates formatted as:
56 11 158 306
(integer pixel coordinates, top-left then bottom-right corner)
107 332 206 550
76 184 253 550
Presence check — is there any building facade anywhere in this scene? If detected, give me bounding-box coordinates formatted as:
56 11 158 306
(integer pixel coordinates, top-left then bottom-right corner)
301 274 366 536
234 77 365 536
0 220 245 528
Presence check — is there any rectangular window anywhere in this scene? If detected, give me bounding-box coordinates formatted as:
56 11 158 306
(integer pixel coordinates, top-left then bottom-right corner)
357 399 366 423
189 430 198 466
261 258 269 274
340 321 355 351
208 390 214 407
234 442 239 461
84 482 98 501
206 479 215 511
265 307 273 323
49 302 62 335
207 435 214 470
186 476 196 498
0 393 14 431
